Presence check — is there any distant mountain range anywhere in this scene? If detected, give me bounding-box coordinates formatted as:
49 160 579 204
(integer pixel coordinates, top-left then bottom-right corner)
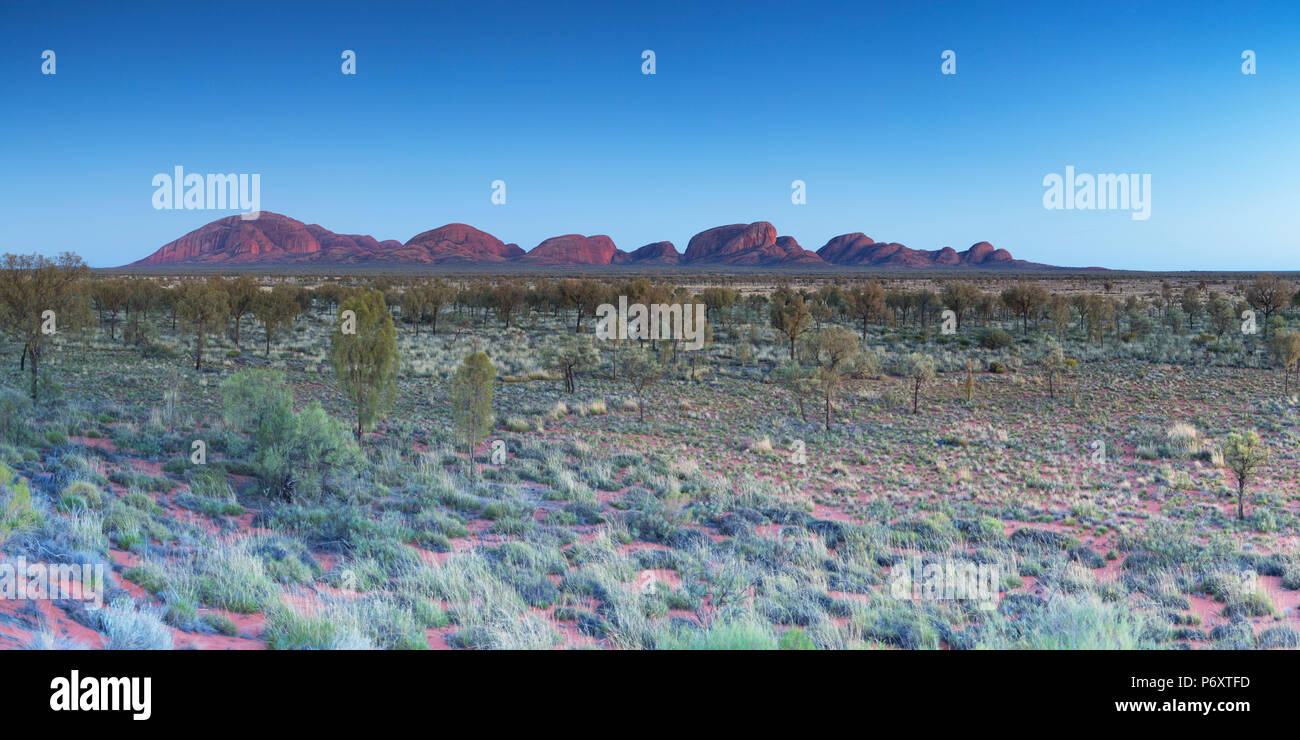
125 212 1103 270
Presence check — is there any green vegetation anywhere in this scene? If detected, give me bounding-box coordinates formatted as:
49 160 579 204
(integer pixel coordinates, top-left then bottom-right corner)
2 258 1299 651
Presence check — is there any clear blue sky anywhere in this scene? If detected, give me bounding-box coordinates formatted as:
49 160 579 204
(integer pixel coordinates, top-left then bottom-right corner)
1 0 1297 269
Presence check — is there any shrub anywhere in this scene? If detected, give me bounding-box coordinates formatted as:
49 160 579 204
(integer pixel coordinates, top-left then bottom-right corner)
188 543 278 614
0 463 42 539
1164 423 1200 456
99 599 173 650
980 594 1155 649
779 627 817 650
61 480 105 509
1258 626 1300 648
264 607 368 650
503 416 531 433
657 614 779 650
977 328 1013 350
220 370 361 500
0 389 34 446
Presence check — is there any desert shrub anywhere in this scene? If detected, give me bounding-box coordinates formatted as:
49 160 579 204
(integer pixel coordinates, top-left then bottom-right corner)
889 514 957 552
1010 527 1082 555
503 416 531 432
99 599 173 650
779 627 818 650
978 593 1155 649
99 498 171 549
203 613 239 636
220 370 361 500
1117 519 1215 573
109 470 173 493
162 457 189 474
1257 626 1300 648
176 467 243 518
0 389 34 446
851 598 945 649
656 613 779 650
1164 423 1201 456
44 509 109 556
977 328 1013 350
1208 619 1255 649
1200 568 1276 618
158 587 200 629
264 607 372 650
60 480 105 509
124 562 171 595
248 534 317 584
187 542 278 614
448 613 559 650
956 516 1005 544
0 463 43 540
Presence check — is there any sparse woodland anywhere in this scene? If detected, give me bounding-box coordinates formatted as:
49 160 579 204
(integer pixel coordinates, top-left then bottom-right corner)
3 259 1300 649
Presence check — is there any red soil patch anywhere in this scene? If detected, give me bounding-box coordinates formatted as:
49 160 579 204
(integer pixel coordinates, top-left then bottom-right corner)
70 436 117 452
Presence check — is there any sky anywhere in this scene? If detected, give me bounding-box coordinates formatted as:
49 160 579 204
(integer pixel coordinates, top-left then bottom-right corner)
1 0 1297 270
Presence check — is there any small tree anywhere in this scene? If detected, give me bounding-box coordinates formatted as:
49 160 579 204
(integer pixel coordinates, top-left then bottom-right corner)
543 334 599 394
1041 339 1066 398
1270 330 1300 395
0 253 90 399
1208 294 1235 338
905 352 936 415
1246 274 1296 334
1001 282 1049 334
493 281 525 329
224 275 259 349
1222 430 1267 520
800 326 859 430
622 350 663 422
559 279 605 334
604 310 629 381
399 281 431 336
1082 294 1115 346
773 360 814 424
330 289 398 440
941 281 981 332
422 280 455 334
770 288 812 359
90 278 129 340
1181 285 1203 326
175 278 229 371
1047 294 1072 337
451 351 495 481
847 280 886 341
254 285 302 356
